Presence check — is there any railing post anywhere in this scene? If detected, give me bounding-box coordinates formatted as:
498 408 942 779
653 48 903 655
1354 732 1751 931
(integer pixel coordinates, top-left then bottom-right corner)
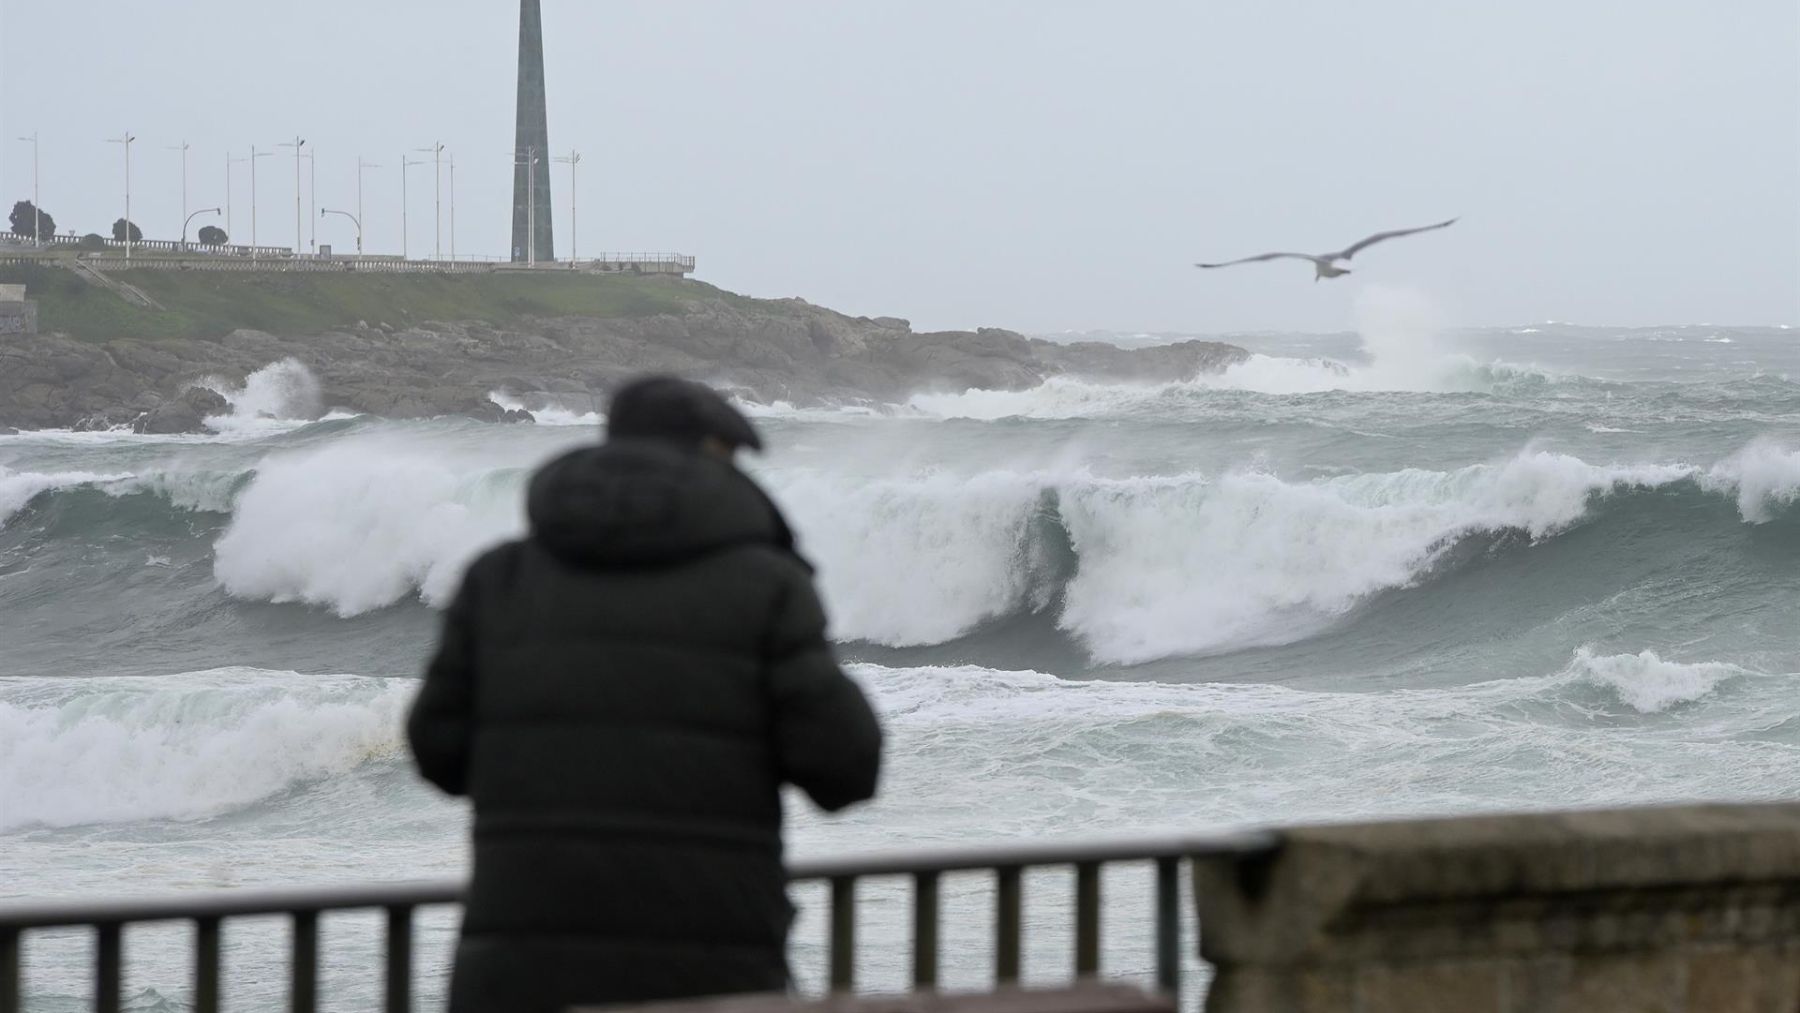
291 911 318 1013
385 905 413 1013
1 928 19 1013
1074 861 1101 978
95 923 122 1013
912 871 940 990
194 917 221 1013
995 866 1023 986
1155 857 1181 1000
828 877 856 993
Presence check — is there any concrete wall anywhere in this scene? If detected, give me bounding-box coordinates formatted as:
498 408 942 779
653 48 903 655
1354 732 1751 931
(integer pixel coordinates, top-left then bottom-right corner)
0 301 36 335
1193 803 1800 1013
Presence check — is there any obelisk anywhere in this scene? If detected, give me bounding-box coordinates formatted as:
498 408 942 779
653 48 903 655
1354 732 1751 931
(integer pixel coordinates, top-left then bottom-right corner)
511 0 555 263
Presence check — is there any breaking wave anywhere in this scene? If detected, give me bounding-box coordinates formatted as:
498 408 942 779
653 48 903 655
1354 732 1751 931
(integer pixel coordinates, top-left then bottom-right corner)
200 358 328 435
4 437 1797 663
0 669 412 832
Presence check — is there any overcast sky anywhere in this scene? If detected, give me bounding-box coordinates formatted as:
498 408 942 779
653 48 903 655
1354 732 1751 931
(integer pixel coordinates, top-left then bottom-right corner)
3 1 1796 332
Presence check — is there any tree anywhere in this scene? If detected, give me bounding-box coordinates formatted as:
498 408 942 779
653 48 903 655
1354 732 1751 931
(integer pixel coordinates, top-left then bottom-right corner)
197 225 228 246
8 200 55 240
111 218 143 243
77 233 106 251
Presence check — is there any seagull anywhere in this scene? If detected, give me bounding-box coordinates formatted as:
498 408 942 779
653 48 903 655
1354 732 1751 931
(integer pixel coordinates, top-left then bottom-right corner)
1195 217 1459 281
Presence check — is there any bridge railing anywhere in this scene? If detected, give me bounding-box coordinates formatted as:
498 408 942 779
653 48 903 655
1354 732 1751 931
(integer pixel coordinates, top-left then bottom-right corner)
0 832 1275 1013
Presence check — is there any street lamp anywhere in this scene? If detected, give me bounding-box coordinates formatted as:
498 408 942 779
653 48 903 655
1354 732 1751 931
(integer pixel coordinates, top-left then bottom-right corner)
321 208 362 255
277 136 306 256
356 158 381 258
168 140 190 243
512 146 541 266
401 155 427 260
15 133 40 244
555 149 581 265
107 132 137 262
226 152 247 247
300 151 317 254
250 146 274 262
182 207 220 249
447 153 457 261
415 141 444 261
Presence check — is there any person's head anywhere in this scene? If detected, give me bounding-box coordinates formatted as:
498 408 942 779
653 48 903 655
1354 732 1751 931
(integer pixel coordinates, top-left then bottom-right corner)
606 376 763 460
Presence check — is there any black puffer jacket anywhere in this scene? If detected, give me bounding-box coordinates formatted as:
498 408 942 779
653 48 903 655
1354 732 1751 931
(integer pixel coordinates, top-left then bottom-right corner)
407 439 883 1013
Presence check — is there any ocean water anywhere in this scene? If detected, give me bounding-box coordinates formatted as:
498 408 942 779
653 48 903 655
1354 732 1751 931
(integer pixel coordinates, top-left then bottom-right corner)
4 295 1799 1009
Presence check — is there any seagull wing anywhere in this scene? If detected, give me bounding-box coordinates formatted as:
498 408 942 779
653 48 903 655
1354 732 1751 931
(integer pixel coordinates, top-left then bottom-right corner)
1336 218 1458 260
1194 252 1320 269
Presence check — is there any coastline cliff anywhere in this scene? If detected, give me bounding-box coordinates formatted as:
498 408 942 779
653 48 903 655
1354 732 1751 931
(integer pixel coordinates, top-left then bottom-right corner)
0 265 1247 431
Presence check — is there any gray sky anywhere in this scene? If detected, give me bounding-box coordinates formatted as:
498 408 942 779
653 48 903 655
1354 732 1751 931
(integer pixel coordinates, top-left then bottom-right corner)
3 1 1797 333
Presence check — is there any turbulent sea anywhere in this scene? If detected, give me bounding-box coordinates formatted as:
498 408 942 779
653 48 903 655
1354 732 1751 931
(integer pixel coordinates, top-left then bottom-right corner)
4 295 1799 1009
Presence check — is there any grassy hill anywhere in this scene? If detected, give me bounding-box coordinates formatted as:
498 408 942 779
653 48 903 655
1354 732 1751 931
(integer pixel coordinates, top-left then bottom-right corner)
0 261 723 342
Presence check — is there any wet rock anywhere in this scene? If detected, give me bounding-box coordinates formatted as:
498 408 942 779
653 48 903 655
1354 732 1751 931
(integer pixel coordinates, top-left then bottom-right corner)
133 387 229 435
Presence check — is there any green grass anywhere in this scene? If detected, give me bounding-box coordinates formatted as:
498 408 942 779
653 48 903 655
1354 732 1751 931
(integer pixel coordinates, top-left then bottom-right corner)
0 261 720 342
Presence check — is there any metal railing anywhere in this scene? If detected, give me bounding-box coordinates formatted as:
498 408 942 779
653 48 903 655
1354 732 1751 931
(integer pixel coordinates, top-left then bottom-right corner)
0 832 1275 1013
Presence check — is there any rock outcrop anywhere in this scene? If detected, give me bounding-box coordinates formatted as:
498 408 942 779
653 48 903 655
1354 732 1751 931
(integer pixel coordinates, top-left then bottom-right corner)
0 291 1248 431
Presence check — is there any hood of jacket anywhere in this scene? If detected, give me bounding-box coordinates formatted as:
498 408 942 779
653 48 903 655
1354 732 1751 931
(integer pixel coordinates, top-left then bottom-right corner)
527 438 798 568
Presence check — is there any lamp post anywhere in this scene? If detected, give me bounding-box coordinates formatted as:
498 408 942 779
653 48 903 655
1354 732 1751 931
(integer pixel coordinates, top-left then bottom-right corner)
555 149 581 265
301 151 317 254
447 153 456 261
401 155 426 260
226 152 246 247
356 158 380 258
250 146 273 262
415 141 444 261
321 208 362 255
107 132 137 261
168 140 190 243
182 207 220 249
16 133 41 244
277 136 306 256
512 146 540 266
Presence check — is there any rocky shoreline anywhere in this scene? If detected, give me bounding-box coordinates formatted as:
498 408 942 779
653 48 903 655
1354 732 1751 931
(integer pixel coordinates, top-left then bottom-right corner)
0 290 1248 432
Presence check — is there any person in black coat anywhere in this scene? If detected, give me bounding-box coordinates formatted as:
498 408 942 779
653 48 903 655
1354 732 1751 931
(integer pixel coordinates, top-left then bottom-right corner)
408 376 884 1013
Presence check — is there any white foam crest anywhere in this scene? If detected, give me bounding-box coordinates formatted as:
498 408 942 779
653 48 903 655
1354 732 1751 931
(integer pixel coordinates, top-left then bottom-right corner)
201 359 325 434
0 669 413 831
906 377 1198 421
770 470 1046 645
1562 648 1749 714
212 435 528 615
488 391 604 427
1704 441 1800 523
1055 453 1695 663
0 466 133 528
913 288 1560 417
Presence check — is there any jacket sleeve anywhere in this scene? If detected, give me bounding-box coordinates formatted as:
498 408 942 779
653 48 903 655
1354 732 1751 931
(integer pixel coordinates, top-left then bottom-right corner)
767 567 884 811
406 554 486 797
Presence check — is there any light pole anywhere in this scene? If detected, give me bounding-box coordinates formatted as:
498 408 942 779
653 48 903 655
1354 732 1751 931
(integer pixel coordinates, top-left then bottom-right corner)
250 146 273 262
401 155 426 260
183 207 220 248
168 140 190 243
512 146 540 266
226 152 246 246
555 149 581 265
301 151 317 254
447 153 456 261
321 208 362 255
107 132 137 262
15 133 40 244
356 158 380 258
278 136 306 256
415 141 444 261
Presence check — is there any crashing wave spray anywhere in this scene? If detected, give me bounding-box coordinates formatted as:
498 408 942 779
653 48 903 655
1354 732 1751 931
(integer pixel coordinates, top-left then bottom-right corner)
201 359 326 432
